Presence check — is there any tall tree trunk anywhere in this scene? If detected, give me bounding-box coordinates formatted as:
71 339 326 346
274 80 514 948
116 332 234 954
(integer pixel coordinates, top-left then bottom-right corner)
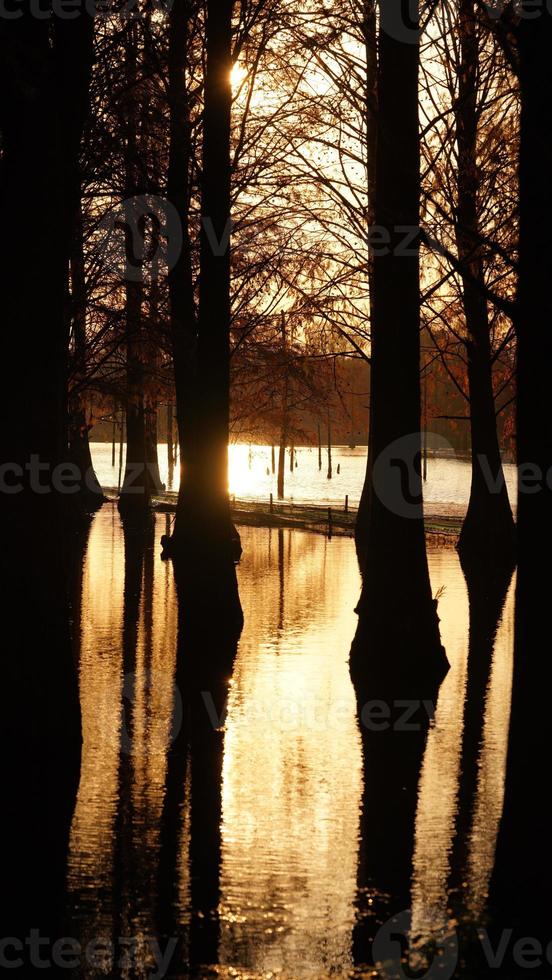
145 400 164 493
119 24 154 520
277 314 289 499
455 0 515 565
167 401 175 487
68 196 104 511
1 7 94 949
167 0 198 518
351 0 448 687
167 0 242 628
490 9 552 951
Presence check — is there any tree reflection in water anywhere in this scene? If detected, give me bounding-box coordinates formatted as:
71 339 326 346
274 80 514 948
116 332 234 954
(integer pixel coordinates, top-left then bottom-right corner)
65 507 515 978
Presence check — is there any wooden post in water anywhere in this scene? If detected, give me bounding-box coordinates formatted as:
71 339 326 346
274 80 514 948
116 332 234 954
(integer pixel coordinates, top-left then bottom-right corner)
327 413 332 479
111 413 116 468
117 407 124 492
270 492 273 513
318 423 322 471
271 444 275 474
278 313 288 499
422 361 428 481
167 401 174 466
289 444 294 473
345 494 349 514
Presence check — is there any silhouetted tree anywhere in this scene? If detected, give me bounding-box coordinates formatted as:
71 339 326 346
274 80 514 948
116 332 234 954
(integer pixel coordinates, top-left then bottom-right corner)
1 5 94 950
351 0 448 684
491 1 552 954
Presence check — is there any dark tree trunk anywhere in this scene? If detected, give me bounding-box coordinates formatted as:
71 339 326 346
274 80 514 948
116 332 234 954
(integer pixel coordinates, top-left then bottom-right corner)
68 198 104 511
351 0 448 688
167 0 242 629
277 313 289 500
490 9 552 953
145 401 164 494
0 7 94 948
167 0 198 513
119 267 153 517
167 401 175 487
118 24 154 520
455 0 515 565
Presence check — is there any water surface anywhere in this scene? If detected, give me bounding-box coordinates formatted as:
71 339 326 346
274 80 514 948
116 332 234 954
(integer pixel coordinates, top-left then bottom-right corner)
66 505 515 978
90 442 518 517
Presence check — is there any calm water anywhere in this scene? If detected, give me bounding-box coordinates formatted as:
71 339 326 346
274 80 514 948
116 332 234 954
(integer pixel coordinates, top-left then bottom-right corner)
65 504 515 978
90 442 518 517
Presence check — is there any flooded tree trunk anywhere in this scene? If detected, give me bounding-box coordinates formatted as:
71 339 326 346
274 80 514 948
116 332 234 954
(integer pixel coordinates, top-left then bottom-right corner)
454 0 515 566
118 408 125 492
119 25 154 521
277 314 289 500
167 0 198 525
119 270 153 517
167 0 242 630
351 0 448 687
167 401 175 486
145 401 164 494
1 8 94 949
68 198 104 511
490 10 552 952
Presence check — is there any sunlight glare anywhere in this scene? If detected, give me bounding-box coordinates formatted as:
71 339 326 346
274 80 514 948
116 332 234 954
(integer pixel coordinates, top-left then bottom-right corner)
231 62 247 93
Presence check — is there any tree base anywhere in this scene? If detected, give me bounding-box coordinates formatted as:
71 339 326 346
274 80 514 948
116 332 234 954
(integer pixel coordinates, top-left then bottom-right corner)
163 519 244 639
350 600 449 708
118 489 152 523
457 497 516 570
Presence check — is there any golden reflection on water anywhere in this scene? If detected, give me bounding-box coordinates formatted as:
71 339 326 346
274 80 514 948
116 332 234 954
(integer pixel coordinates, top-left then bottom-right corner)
219 529 363 978
66 507 515 978
411 550 471 941
464 591 514 920
67 509 178 968
411 553 515 947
